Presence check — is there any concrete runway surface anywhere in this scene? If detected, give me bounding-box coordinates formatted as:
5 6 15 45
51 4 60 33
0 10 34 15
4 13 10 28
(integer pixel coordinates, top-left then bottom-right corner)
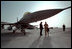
1 28 71 48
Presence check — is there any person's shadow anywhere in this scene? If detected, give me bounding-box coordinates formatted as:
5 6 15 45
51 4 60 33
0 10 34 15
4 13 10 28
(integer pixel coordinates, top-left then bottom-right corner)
29 36 41 48
39 36 52 48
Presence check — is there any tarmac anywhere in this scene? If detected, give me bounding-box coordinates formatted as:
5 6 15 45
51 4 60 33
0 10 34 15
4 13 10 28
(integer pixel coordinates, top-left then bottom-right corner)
1 28 71 48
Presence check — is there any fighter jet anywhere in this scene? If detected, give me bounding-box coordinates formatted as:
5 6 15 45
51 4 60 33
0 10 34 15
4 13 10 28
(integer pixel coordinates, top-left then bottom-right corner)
1 6 71 34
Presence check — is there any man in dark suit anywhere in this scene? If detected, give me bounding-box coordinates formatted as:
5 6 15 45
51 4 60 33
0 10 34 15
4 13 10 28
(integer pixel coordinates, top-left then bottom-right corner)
63 24 66 31
40 22 43 36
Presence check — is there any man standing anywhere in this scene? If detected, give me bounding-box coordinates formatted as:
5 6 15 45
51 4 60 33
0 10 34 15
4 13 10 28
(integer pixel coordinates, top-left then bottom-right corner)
40 22 43 36
63 24 66 31
44 22 49 37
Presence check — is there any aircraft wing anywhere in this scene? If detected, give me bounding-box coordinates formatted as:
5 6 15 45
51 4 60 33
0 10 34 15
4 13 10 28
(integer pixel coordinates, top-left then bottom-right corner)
18 6 71 24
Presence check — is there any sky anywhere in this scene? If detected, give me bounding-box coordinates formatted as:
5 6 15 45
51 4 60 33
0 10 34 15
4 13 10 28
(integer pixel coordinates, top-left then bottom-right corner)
1 1 71 28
